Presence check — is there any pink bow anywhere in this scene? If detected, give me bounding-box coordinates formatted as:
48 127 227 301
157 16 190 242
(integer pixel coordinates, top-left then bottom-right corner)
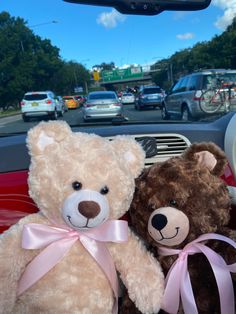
158 233 236 314
17 220 128 313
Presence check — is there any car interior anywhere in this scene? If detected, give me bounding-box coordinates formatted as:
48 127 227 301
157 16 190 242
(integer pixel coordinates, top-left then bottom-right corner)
0 0 235 312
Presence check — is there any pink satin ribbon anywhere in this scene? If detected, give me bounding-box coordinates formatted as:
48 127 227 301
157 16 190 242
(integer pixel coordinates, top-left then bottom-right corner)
17 220 128 313
158 233 236 314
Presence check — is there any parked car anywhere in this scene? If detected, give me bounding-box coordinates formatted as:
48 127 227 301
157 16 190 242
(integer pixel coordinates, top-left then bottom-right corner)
135 85 165 110
83 91 123 122
62 96 79 109
162 69 236 121
20 91 58 122
121 92 135 104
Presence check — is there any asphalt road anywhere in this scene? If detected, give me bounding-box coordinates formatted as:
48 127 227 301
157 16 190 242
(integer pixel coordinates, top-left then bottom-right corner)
0 104 163 134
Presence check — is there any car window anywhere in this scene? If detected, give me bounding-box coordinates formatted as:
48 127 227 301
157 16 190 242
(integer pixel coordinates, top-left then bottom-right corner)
122 93 133 96
180 77 190 92
170 80 180 93
23 94 48 101
187 75 200 91
88 93 117 100
143 88 162 94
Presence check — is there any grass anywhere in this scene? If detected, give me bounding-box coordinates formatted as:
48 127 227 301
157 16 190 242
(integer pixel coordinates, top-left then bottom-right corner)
0 108 21 118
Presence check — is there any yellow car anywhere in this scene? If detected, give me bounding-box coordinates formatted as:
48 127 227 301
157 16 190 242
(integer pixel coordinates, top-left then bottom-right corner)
62 96 79 109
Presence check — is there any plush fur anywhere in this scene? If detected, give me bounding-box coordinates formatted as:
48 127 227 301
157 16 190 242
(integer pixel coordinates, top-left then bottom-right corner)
122 142 236 314
0 121 164 314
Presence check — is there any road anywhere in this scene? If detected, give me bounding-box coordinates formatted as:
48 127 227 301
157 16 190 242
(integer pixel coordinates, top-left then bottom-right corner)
0 104 163 134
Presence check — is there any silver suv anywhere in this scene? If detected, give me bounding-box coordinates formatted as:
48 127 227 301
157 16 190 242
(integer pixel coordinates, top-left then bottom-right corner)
162 69 236 121
21 91 59 122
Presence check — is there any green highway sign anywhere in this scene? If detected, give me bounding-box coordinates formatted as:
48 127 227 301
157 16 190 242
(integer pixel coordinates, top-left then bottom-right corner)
101 67 144 82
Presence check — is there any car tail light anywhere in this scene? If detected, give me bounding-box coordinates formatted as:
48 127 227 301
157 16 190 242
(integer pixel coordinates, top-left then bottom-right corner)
46 99 52 104
193 90 202 101
20 101 25 106
84 103 93 108
114 103 121 107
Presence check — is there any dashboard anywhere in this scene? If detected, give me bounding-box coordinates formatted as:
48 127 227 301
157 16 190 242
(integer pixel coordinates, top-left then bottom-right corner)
1 111 236 233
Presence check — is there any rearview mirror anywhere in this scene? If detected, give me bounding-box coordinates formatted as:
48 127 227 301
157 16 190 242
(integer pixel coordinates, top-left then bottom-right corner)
63 0 211 15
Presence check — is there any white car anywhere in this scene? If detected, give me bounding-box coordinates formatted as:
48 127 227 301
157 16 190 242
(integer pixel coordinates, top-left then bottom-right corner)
21 91 58 122
121 92 135 104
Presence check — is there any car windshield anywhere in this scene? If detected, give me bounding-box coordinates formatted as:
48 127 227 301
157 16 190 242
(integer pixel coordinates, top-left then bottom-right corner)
0 1 236 134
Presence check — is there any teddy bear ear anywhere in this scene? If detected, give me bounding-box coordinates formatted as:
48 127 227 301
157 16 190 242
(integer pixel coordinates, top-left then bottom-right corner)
110 136 145 178
27 121 72 156
182 142 227 176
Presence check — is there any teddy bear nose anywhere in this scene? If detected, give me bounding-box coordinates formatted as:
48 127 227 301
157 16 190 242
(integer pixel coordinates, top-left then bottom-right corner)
151 214 168 231
78 201 101 219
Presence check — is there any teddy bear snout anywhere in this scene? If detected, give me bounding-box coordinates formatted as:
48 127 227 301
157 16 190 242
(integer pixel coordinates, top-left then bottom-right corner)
78 201 101 219
148 207 190 246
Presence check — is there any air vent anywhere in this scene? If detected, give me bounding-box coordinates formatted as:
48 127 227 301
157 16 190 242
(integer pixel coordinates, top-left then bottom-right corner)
135 134 191 165
106 133 191 166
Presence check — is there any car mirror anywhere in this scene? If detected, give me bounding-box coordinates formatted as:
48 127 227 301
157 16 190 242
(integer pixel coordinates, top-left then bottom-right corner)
63 0 211 15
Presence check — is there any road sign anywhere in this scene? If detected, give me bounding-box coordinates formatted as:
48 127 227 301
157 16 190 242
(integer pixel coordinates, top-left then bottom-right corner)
93 70 100 81
101 67 143 83
74 86 83 93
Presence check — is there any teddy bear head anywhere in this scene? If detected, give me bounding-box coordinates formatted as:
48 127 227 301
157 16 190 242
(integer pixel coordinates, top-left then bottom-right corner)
26 121 145 229
130 142 231 248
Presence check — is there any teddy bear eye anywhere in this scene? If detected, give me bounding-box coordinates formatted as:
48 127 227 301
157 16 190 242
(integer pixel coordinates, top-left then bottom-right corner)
72 181 82 191
100 186 109 195
169 199 177 206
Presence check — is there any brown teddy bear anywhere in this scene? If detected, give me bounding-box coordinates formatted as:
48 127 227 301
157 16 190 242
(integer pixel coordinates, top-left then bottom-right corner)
124 142 236 314
0 121 164 314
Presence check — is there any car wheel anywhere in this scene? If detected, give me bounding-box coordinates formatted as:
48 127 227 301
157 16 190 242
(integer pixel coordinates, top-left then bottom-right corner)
59 108 64 117
161 103 170 120
50 110 58 120
181 105 192 121
22 115 30 122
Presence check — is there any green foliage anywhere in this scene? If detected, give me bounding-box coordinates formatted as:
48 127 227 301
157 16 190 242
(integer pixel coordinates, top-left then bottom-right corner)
152 17 236 88
0 11 91 108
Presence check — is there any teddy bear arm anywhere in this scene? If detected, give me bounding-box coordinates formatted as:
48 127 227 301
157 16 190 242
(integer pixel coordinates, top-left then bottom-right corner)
0 213 45 313
109 230 164 314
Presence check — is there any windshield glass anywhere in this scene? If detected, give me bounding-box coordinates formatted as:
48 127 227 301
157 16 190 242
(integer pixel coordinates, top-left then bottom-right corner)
0 1 236 134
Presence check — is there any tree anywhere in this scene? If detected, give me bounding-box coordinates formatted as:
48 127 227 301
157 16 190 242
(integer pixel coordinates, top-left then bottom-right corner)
0 11 91 109
92 62 115 71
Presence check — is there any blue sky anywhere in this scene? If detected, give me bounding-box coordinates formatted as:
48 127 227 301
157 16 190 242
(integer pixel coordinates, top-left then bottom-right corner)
1 0 236 69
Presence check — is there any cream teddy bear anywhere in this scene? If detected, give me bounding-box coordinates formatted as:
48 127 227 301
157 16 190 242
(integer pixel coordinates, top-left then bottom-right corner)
0 121 164 314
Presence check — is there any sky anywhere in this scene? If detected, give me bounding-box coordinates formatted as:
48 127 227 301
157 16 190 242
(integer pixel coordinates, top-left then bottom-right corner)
1 0 236 70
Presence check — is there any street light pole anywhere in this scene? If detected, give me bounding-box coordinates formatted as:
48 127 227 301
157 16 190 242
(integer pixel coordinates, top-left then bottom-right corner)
20 20 59 52
79 59 90 94
29 20 59 28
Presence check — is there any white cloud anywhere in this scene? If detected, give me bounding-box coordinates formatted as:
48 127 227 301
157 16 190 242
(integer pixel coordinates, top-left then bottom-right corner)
173 11 190 20
96 9 126 28
212 0 236 30
176 32 195 40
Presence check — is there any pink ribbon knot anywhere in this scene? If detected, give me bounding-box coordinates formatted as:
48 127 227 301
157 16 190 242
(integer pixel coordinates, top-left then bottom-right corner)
158 233 236 314
17 220 128 313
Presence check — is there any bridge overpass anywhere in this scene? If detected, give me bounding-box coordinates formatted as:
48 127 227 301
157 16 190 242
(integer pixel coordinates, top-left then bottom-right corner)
97 66 160 88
